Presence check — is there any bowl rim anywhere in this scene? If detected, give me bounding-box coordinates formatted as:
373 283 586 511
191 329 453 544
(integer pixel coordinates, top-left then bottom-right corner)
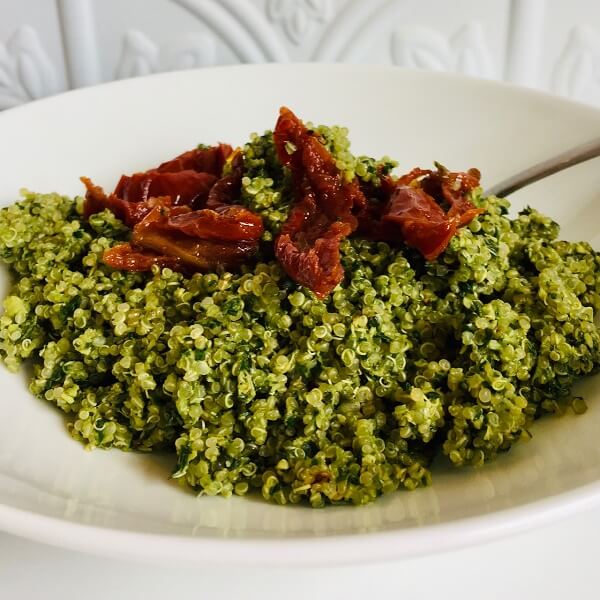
2 481 600 566
3 61 600 123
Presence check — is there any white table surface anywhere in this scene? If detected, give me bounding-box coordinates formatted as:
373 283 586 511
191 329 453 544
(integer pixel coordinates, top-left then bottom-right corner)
1 506 598 600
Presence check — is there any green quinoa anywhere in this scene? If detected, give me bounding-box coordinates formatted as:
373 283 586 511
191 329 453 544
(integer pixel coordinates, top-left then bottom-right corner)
1 125 600 507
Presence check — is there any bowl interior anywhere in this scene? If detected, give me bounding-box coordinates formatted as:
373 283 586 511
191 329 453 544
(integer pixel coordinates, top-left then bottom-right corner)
1 64 600 563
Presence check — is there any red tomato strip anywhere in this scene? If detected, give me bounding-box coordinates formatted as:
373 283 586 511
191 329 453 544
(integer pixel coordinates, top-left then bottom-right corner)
206 149 245 209
81 176 168 227
113 171 218 209
130 206 260 271
82 144 263 273
113 144 232 210
100 204 262 273
273 107 366 298
103 243 182 272
382 186 458 260
167 205 264 242
154 144 232 174
379 166 484 260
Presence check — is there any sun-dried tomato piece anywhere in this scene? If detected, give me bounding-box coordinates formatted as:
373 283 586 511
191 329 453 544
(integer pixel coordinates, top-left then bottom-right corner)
362 165 484 261
81 176 171 227
103 242 182 271
206 149 245 209
439 168 483 226
275 109 365 223
276 220 352 298
86 144 241 221
167 204 264 242
396 167 434 186
114 171 218 208
133 231 256 272
106 143 232 209
113 144 233 208
155 144 233 175
86 142 263 274
382 185 457 260
100 199 263 273
126 206 259 271
273 107 366 298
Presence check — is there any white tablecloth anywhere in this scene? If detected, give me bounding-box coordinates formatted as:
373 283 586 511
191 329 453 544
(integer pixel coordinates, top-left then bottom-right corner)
1 506 597 599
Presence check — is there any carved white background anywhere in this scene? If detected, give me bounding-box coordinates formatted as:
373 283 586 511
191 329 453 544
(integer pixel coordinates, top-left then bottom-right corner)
0 0 599 110
266 0 333 45
0 26 59 108
116 30 217 78
391 23 494 78
552 26 600 104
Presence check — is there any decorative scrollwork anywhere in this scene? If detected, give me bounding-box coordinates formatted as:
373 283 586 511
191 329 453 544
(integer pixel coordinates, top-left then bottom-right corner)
0 26 59 110
553 26 600 102
391 22 494 78
116 30 217 79
266 0 333 45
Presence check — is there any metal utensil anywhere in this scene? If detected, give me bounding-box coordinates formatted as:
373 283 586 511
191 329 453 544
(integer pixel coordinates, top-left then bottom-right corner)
485 137 600 197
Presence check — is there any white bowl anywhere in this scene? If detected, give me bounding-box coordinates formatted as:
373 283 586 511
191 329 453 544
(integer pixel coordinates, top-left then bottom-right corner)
1 64 600 566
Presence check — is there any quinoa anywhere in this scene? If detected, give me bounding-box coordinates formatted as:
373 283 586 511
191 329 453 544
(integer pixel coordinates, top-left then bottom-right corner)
1 125 600 507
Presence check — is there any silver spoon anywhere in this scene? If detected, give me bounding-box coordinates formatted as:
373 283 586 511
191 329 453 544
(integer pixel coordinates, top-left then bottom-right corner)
484 137 600 197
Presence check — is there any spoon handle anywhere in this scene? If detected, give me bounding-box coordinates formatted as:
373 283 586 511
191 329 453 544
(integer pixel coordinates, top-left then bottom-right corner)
484 136 600 197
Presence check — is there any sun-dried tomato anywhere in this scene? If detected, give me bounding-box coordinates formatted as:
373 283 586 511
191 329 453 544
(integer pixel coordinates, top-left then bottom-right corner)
273 107 366 298
103 242 182 271
155 144 233 174
85 144 235 221
113 145 232 209
100 201 263 274
84 143 263 273
382 185 458 260
113 171 218 208
129 205 260 272
167 204 264 242
436 167 483 227
206 149 245 209
81 176 167 227
362 165 483 261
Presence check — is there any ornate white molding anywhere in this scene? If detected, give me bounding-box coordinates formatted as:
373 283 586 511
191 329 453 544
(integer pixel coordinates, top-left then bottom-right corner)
56 0 101 88
505 0 546 86
116 30 217 79
2 0 600 110
266 0 333 45
173 0 268 62
552 25 600 102
0 26 59 110
312 0 389 61
391 23 494 78
219 0 289 61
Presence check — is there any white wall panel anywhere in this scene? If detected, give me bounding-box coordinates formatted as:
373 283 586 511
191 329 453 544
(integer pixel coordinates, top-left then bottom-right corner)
0 0 67 108
542 0 600 104
0 0 598 110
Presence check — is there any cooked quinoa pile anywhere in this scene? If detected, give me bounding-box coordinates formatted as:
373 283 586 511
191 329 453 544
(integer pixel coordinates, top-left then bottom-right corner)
1 126 600 507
